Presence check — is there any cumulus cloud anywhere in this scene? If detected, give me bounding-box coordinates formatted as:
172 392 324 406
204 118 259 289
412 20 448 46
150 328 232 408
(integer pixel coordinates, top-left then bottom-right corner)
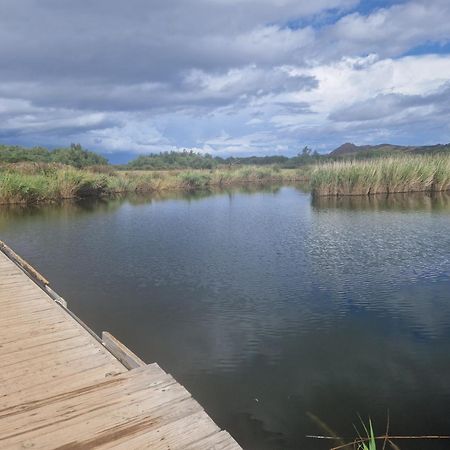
270 54 450 148
322 0 450 59
0 0 449 155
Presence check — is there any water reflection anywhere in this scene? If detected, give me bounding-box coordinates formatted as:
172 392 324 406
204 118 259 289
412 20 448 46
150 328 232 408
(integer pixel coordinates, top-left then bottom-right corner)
312 191 450 212
1 187 450 449
0 184 286 224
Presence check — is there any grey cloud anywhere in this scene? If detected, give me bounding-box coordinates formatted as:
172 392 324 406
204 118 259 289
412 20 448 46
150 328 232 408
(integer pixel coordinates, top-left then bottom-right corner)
272 101 312 114
0 0 349 84
329 82 450 122
0 69 317 113
0 107 121 138
0 0 325 125
0 0 447 109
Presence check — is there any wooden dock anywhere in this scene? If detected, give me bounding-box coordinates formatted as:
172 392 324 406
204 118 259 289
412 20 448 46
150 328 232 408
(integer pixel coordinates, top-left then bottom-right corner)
0 242 241 449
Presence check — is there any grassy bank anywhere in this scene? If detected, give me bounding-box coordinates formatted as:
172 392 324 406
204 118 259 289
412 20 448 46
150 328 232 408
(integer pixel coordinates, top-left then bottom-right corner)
4 154 449 204
310 154 450 196
0 163 304 204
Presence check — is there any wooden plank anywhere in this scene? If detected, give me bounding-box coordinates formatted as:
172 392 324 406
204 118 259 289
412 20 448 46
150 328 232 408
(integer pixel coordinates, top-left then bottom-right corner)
0 288 43 299
0 320 73 345
1 340 119 377
0 365 124 410
0 310 64 328
0 376 188 447
102 332 146 369
0 291 54 309
104 410 221 450
1 352 125 396
6 396 202 449
0 304 58 320
0 328 85 356
0 312 64 329
0 297 52 312
0 365 171 428
0 318 68 339
185 430 242 449
0 240 49 285
1 334 110 368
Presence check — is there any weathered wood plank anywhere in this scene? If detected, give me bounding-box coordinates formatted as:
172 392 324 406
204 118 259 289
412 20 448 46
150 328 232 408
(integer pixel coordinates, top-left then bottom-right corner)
1 341 120 378
0 366 172 431
0 310 64 328
0 328 85 356
0 320 73 345
0 364 124 410
0 335 93 370
105 410 221 450
1 352 125 397
102 331 146 369
0 378 188 447
0 240 49 285
185 430 242 449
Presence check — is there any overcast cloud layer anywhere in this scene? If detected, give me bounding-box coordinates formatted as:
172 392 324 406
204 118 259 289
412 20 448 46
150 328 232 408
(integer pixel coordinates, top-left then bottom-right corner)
1 0 450 159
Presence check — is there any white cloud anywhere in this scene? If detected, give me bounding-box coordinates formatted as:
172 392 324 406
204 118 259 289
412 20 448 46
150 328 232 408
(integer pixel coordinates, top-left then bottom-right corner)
307 54 450 108
321 0 450 59
274 54 450 130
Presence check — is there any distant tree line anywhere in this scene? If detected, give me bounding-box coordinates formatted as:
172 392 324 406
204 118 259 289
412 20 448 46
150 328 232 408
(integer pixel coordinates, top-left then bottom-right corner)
125 147 325 170
0 144 325 169
0 143 108 168
3 142 450 170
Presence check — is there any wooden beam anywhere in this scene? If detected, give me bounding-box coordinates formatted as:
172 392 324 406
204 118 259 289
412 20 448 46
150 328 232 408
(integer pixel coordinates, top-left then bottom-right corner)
0 240 49 285
102 331 146 369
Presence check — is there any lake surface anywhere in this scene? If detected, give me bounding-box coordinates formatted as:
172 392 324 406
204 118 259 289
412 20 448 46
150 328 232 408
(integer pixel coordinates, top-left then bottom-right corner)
1 186 450 449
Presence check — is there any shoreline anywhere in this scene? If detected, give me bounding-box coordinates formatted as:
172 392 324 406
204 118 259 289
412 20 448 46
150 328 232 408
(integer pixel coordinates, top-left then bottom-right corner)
3 153 450 204
0 165 306 205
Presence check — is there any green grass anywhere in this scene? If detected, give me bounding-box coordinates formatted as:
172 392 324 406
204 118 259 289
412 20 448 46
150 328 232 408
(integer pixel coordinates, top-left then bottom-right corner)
0 165 109 204
0 164 304 204
310 154 450 196
356 419 377 450
4 155 450 203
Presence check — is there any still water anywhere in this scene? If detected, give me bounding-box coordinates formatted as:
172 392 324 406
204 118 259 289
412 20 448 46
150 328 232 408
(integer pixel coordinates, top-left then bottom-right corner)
1 186 450 449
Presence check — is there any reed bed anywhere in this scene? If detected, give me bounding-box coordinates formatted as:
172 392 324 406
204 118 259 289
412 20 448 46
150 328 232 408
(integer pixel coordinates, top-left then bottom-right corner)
0 164 303 204
310 155 450 196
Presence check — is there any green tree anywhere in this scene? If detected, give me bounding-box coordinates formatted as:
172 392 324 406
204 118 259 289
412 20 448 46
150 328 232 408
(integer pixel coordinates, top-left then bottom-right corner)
51 144 108 167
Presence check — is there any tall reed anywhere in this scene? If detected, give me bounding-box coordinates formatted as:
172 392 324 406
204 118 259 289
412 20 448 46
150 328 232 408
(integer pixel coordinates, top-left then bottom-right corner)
310 155 450 196
0 164 303 204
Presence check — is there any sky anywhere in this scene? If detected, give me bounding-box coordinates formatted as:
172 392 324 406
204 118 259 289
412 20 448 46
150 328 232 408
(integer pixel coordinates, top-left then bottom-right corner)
0 0 450 162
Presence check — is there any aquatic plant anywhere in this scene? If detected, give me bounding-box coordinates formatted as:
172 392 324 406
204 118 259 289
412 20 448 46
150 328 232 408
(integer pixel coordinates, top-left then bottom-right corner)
307 413 450 449
355 419 377 450
310 154 450 196
178 171 212 189
0 164 302 204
